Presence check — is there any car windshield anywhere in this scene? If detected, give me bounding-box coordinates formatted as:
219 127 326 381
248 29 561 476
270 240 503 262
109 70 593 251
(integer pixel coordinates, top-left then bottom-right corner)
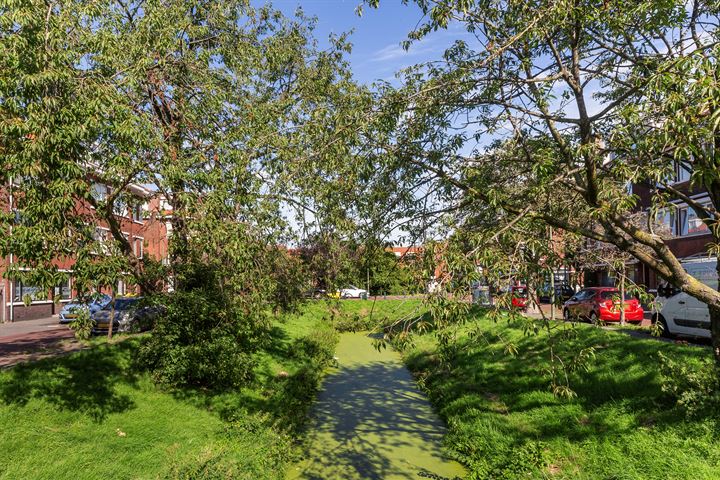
103 299 138 311
513 287 527 297
600 291 634 301
92 295 111 306
347 285 359 290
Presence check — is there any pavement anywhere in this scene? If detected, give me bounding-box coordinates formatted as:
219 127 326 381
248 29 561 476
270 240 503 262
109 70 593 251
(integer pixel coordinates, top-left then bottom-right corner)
0 317 81 368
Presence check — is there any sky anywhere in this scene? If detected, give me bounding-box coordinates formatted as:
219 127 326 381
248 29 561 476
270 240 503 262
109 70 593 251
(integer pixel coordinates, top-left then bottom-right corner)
255 0 458 85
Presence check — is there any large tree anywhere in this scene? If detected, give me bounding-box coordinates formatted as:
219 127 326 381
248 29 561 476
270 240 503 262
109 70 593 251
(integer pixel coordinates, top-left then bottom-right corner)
0 0 367 387
358 1 720 362
0 0 360 295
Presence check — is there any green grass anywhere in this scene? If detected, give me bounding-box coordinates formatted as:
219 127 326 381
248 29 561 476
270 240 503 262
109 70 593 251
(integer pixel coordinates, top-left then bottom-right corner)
10 299 709 479
0 304 343 480
400 308 720 479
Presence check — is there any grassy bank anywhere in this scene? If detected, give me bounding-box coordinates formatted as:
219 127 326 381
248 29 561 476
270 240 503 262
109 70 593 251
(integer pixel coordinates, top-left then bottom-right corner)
0 298 422 479
400 309 720 479
0 305 342 480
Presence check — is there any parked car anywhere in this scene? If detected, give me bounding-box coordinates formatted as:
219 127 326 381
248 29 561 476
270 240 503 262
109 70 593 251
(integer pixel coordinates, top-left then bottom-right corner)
654 258 717 339
91 297 162 334
304 288 327 299
538 284 575 304
59 294 112 323
563 287 643 323
339 285 368 299
511 285 528 310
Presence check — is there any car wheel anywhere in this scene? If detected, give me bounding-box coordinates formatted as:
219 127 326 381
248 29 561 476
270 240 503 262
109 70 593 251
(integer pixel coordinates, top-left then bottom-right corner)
589 311 598 325
563 309 570 321
654 314 673 338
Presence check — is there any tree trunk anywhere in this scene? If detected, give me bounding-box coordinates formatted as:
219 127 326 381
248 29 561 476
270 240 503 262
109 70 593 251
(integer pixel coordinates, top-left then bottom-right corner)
712 253 720 366
619 272 626 326
107 287 116 341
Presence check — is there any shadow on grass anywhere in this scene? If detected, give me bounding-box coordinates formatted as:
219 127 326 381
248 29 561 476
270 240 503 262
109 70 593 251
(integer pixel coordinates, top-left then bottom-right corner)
0 338 141 421
166 321 329 433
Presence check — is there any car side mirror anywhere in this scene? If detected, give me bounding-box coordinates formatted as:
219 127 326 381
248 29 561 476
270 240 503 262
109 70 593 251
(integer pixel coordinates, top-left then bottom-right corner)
658 285 679 297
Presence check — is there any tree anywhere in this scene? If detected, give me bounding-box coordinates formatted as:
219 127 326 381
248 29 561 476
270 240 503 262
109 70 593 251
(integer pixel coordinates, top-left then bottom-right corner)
0 0 363 387
0 0 357 294
360 1 720 364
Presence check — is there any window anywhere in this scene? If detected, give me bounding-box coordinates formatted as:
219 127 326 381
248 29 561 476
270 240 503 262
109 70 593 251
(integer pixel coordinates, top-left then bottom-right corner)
92 183 108 202
678 202 712 236
677 208 688 236
134 238 144 259
54 278 72 300
113 198 127 217
674 162 691 183
654 209 676 235
93 228 111 254
600 291 633 300
14 282 47 303
132 204 143 222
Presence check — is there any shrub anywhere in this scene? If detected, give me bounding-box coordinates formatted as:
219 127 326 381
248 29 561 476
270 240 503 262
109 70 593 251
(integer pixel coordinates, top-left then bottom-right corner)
69 308 93 340
139 288 267 390
292 328 338 365
658 351 720 418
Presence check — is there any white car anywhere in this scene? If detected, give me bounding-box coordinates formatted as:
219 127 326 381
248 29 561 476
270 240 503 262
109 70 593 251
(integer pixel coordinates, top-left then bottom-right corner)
340 285 368 299
654 258 717 339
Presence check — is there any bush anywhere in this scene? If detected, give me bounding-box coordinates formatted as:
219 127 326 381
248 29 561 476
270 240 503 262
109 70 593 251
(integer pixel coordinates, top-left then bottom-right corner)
659 351 720 418
139 288 267 390
330 309 393 333
69 308 93 340
292 328 338 365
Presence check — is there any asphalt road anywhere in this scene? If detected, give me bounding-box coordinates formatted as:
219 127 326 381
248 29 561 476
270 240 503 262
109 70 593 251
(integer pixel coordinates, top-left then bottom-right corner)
0 317 79 368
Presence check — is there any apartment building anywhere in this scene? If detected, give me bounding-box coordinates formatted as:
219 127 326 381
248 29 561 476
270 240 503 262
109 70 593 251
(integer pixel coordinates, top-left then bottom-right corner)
0 181 170 322
583 163 715 290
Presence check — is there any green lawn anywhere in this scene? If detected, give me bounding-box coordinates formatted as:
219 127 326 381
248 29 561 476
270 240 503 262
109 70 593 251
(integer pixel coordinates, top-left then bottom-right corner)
6 299 710 480
0 304 343 480
400 309 720 479
0 299 420 480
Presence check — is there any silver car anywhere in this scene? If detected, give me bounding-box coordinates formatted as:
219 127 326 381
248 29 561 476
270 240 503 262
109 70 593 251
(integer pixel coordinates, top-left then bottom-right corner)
59 294 112 323
91 297 161 334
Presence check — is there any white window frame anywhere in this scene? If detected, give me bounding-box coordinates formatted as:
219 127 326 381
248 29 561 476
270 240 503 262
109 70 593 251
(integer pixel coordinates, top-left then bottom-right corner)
134 237 144 259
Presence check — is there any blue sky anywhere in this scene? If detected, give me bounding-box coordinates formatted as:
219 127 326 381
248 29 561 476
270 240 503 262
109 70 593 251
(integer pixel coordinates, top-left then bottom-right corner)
258 0 459 84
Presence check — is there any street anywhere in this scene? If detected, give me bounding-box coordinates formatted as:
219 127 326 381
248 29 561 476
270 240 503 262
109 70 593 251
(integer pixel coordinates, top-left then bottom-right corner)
0 318 79 368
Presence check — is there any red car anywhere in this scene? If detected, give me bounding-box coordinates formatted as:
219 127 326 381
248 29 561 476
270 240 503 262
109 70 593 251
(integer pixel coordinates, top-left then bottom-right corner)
562 287 644 323
511 285 528 310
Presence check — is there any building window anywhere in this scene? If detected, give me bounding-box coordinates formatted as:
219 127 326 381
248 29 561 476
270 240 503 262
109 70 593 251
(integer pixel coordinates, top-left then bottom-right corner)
132 204 143 222
674 162 691 184
93 228 111 254
113 198 127 217
678 202 712 236
14 282 47 303
92 183 108 203
55 278 72 300
654 209 676 236
134 238 144 259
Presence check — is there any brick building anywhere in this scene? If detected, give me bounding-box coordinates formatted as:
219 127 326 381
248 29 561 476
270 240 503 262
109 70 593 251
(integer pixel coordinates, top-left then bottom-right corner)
0 181 170 322
583 163 715 290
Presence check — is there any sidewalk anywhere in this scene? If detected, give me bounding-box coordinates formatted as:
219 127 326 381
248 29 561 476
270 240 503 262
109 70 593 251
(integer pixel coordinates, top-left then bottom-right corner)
0 317 80 368
0 316 67 339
